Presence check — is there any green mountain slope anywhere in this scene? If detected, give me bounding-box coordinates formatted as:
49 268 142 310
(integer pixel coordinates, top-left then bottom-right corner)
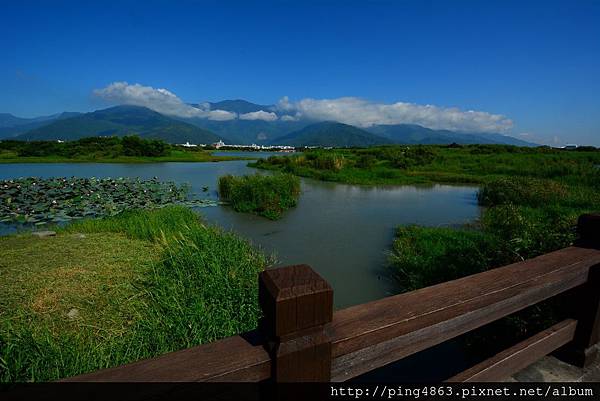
0 112 81 139
184 118 310 145
17 106 223 144
271 121 392 147
367 124 537 146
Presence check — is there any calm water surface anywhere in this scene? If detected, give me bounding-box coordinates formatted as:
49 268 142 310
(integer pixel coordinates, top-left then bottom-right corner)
0 159 483 379
0 160 481 308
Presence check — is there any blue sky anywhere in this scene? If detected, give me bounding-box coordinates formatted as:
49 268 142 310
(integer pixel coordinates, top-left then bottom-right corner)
1 0 599 145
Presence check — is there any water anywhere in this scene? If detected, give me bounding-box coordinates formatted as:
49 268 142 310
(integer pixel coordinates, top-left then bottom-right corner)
212 150 292 159
0 161 481 308
0 160 483 380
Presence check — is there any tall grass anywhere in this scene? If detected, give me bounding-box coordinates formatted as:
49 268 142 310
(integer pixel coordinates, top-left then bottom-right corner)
388 173 594 357
218 173 301 220
253 145 600 186
1 206 268 381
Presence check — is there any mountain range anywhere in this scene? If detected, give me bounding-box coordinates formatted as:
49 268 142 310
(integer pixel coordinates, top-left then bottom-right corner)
0 100 537 147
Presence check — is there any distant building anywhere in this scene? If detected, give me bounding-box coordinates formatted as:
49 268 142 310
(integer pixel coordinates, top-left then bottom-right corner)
213 140 226 149
564 144 578 150
179 141 197 148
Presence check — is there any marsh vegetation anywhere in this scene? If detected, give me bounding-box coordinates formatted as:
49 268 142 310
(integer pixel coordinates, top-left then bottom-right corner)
257 144 600 351
218 173 301 220
0 176 217 226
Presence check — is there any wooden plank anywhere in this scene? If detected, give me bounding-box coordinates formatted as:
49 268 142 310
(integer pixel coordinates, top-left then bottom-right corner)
62 331 271 382
329 246 600 381
447 319 577 382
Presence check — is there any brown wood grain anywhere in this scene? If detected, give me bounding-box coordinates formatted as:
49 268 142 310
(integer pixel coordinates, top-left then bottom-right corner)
555 265 600 367
62 331 271 382
259 264 333 338
260 265 333 382
447 319 577 382
329 246 600 381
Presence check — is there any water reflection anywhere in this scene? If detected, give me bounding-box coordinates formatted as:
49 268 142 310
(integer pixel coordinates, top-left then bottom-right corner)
0 161 481 308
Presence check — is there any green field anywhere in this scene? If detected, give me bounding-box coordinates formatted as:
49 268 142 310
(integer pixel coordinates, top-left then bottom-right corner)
0 207 269 382
0 137 246 163
252 144 600 186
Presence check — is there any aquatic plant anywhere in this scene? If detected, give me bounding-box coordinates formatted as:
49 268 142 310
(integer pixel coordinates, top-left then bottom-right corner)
0 176 215 226
218 173 300 220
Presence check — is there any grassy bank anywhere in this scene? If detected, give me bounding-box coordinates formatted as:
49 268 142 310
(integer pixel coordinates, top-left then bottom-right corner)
218 173 301 220
0 206 268 382
0 149 243 163
252 145 600 186
254 145 600 354
389 175 596 354
0 137 246 163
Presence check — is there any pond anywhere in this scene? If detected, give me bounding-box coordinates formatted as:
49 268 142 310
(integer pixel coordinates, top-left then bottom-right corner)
0 159 481 309
0 158 484 380
211 150 292 158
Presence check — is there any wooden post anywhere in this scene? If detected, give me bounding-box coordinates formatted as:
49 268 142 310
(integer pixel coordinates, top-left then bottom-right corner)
259 264 333 382
557 214 600 367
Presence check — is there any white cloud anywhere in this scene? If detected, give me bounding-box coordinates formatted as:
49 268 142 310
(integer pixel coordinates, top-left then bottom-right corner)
239 110 278 121
94 82 236 120
276 96 513 133
93 83 514 133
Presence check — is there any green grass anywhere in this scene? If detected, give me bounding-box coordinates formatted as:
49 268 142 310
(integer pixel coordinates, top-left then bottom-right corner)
252 145 600 186
388 173 593 356
0 137 253 164
0 149 245 163
1 206 269 382
389 226 512 291
218 173 301 220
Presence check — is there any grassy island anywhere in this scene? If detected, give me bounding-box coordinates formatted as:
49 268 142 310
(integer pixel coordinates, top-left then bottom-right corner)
0 206 268 382
218 173 301 220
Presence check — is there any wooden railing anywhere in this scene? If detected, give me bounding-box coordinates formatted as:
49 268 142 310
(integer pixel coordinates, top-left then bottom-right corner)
64 214 600 382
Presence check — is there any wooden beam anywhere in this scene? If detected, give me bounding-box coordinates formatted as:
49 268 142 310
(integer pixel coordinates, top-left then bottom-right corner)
259 264 333 382
329 246 600 381
447 319 577 382
62 331 271 382
555 214 600 367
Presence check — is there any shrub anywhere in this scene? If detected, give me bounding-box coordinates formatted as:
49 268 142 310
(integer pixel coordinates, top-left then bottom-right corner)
389 226 512 291
477 177 568 207
121 135 168 157
218 173 301 220
481 204 575 260
3 136 170 159
356 154 377 169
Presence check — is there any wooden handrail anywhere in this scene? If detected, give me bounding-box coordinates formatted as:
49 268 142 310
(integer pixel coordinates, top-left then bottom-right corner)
329 246 600 381
64 214 600 382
